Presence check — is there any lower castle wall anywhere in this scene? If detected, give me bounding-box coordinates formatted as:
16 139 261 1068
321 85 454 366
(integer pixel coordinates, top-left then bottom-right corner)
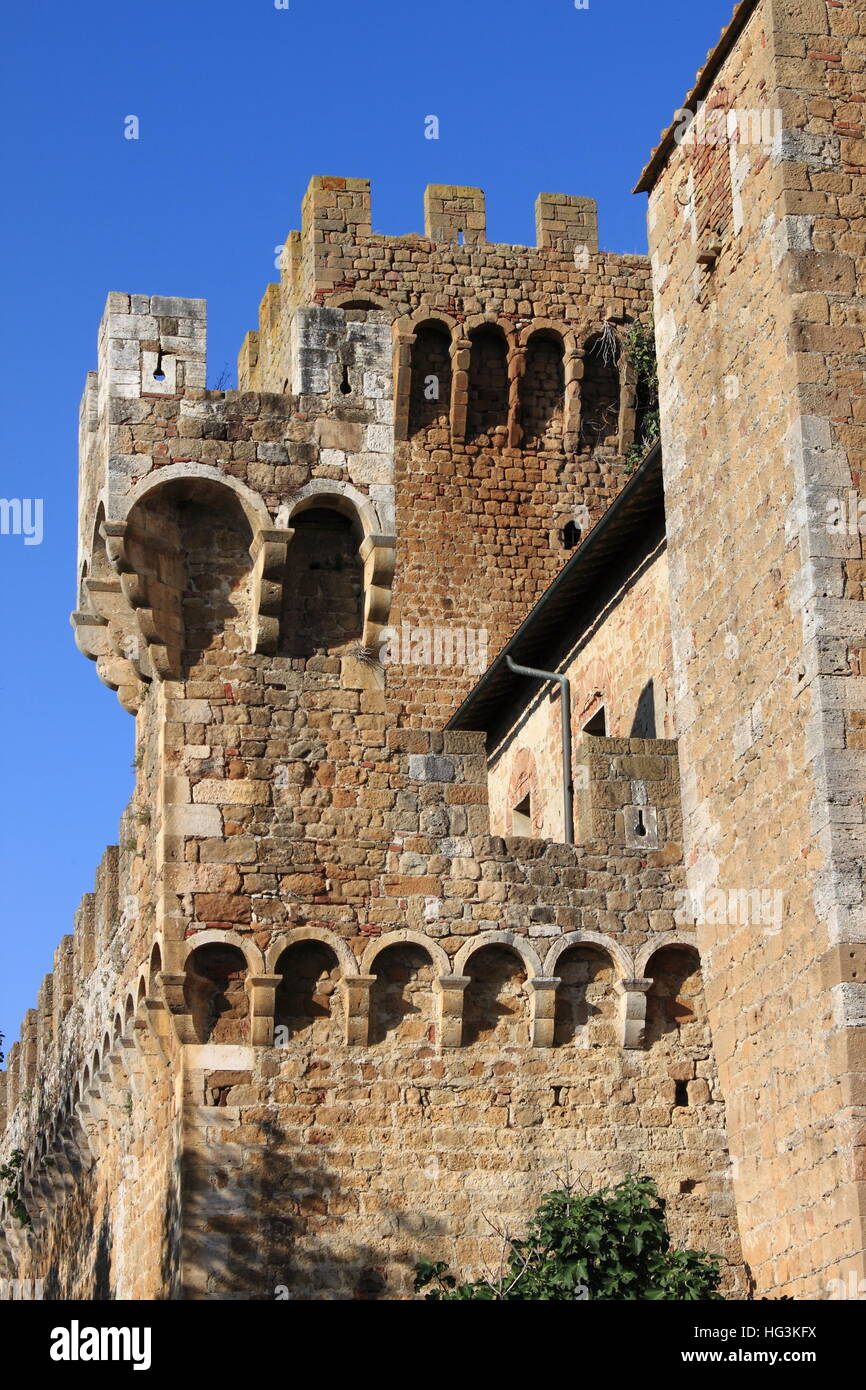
1 728 743 1299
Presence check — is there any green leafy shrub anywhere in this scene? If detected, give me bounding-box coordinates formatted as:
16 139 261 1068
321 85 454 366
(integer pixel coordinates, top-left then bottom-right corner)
0 1149 31 1229
414 1174 723 1301
624 320 660 471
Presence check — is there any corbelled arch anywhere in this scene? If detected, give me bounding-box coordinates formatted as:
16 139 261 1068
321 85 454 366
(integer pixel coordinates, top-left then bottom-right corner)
635 932 701 979
544 931 634 981
454 931 544 979
326 289 394 313
361 930 450 978
267 926 358 979
278 482 395 660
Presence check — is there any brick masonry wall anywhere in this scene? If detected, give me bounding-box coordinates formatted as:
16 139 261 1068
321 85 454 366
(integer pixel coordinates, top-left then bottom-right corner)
645 0 866 1296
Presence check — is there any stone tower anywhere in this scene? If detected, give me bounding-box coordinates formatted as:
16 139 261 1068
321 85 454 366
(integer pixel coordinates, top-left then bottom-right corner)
0 181 744 1298
637 0 866 1296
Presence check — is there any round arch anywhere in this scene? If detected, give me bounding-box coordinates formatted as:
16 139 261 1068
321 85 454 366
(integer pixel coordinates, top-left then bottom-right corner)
183 930 265 975
327 289 393 313
361 930 450 977
454 931 544 979
635 933 701 979
121 464 273 535
267 926 358 978
544 931 634 981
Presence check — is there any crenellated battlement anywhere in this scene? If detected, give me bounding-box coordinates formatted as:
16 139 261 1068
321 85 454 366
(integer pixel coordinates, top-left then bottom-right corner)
239 175 647 400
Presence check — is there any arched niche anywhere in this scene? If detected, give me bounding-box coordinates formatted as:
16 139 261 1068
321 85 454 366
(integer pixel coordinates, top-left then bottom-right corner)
461 943 529 1047
279 504 365 657
408 320 453 439
119 477 255 680
183 942 250 1045
368 942 437 1045
580 331 621 451
551 944 617 1048
467 324 509 443
521 329 565 449
273 940 343 1043
644 944 704 1049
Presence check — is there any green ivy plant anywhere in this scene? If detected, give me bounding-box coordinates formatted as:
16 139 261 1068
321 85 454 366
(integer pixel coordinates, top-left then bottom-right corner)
0 1149 32 1230
414 1174 723 1301
624 319 661 472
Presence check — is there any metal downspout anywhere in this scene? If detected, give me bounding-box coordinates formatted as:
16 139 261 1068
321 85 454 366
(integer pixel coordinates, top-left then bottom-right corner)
505 655 574 846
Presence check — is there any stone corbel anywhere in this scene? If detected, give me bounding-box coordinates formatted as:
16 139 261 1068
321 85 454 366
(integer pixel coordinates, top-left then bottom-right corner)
70 609 111 664
71 581 147 711
359 534 396 652
156 973 197 1046
103 521 181 680
343 975 376 1046
74 1103 101 1162
249 528 294 655
528 977 561 1048
618 357 638 454
20 1171 46 1232
450 337 471 441
564 349 584 440
119 1034 148 1101
616 977 653 1049
507 347 526 448
68 1108 97 1168
246 974 282 1047
435 974 470 1051
142 997 172 1067
393 330 417 442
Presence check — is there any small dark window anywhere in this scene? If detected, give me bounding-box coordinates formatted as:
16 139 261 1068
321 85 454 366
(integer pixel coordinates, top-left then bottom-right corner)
674 1080 689 1108
512 794 532 835
583 707 607 736
561 520 582 549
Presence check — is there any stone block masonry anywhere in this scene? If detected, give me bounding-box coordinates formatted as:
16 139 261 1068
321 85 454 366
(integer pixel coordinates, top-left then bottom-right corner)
639 0 866 1297
0 186 740 1291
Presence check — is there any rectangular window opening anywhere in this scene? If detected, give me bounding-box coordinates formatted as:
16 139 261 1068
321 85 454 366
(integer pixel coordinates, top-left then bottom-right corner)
512 794 532 836
583 707 607 736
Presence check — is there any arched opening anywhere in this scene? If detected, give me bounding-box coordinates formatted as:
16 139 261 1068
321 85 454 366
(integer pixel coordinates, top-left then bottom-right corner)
148 942 163 993
125 480 254 679
409 322 452 438
183 943 249 1044
274 941 342 1043
369 944 436 1045
645 945 704 1048
467 325 509 442
553 946 617 1047
463 945 528 1047
279 506 364 657
521 331 565 448
580 332 621 450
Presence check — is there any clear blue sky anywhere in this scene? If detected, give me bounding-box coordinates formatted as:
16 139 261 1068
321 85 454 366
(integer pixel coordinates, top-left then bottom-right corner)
0 0 736 1048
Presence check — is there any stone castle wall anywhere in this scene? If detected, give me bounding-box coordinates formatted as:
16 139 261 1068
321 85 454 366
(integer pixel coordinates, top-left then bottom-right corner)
642 0 866 1295
0 242 740 1296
